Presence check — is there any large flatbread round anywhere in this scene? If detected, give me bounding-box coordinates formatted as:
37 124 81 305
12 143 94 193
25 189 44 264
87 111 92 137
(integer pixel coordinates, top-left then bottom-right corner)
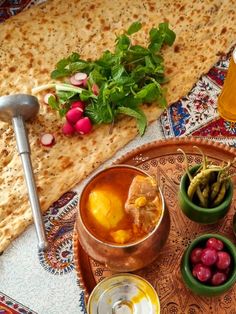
0 0 235 253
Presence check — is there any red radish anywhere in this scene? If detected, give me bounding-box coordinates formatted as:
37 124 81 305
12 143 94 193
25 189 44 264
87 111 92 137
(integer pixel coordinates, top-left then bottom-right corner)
75 117 92 134
74 72 87 81
92 83 99 95
41 133 55 147
70 75 83 86
44 93 55 105
71 101 85 111
82 78 88 87
62 122 75 135
66 108 83 124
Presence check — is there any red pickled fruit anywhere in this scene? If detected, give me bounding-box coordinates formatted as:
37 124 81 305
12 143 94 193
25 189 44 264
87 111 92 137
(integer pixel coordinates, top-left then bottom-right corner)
192 263 212 282
216 251 231 270
211 272 227 286
206 238 224 251
224 266 230 276
190 247 203 264
200 248 218 266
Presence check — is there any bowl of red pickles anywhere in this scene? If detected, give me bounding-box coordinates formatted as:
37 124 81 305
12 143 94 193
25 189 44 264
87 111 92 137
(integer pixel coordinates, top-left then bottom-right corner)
181 233 236 296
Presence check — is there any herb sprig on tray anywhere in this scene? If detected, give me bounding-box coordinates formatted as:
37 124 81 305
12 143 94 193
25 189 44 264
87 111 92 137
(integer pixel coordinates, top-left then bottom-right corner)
33 21 176 135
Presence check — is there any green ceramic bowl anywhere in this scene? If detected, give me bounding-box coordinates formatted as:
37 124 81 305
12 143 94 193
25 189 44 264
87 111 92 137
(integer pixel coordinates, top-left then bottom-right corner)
233 213 236 238
181 233 236 296
179 165 233 224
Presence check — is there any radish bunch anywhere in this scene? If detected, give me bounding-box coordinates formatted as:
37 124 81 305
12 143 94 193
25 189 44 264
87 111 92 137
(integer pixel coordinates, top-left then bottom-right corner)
62 100 92 136
41 72 95 144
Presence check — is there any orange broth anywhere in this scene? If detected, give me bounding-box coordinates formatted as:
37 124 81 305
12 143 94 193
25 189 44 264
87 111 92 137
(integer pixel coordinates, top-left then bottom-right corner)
80 167 150 244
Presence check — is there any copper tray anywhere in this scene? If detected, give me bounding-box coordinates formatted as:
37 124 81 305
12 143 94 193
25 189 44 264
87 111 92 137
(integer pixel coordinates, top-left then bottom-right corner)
73 137 236 313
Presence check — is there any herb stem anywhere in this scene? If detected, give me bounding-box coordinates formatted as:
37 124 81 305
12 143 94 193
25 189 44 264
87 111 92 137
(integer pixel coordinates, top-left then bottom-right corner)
32 83 97 99
32 83 56 94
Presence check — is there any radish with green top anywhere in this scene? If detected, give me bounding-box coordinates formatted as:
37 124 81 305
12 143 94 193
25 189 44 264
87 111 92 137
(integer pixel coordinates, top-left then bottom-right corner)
75 117 92 134
62 122 75 136
66 107 83 124
71 100 85 111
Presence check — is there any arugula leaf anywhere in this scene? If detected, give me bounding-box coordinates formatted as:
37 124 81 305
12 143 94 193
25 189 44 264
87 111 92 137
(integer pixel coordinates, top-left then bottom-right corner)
126 21 142 35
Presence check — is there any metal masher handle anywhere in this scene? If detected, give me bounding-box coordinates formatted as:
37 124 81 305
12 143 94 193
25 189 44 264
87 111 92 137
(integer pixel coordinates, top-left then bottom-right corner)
12 116 48 251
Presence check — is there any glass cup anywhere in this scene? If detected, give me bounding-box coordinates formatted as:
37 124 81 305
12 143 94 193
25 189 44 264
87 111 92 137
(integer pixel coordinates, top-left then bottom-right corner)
217 48 236 122
87 273 160 314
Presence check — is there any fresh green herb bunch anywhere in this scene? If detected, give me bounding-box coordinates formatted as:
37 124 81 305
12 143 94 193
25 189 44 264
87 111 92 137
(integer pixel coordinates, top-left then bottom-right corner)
33 21 176 135
178 147 235 208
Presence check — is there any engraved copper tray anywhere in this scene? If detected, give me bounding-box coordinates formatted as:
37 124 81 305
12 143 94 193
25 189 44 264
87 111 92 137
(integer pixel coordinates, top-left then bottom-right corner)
73 137 236 313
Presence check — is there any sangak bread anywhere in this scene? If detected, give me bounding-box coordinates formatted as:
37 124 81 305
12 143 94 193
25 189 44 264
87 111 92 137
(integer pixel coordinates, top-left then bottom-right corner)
0 0 235 253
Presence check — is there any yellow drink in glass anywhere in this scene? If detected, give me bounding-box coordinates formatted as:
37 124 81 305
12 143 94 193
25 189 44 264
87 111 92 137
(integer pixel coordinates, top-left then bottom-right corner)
218 48 236 122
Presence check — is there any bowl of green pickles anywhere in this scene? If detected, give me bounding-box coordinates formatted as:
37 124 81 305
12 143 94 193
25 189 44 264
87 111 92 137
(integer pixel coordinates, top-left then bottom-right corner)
178 147 234 224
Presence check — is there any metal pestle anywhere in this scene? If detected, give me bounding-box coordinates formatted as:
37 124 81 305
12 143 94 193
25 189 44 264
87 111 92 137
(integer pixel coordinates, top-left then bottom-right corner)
0 94 48 251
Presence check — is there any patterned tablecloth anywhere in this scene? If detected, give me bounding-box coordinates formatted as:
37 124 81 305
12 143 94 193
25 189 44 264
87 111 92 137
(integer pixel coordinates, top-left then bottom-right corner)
0 1 236 314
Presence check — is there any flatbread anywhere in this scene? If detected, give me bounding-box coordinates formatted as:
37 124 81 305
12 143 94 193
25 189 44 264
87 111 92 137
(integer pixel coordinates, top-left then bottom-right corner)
0 0 235 253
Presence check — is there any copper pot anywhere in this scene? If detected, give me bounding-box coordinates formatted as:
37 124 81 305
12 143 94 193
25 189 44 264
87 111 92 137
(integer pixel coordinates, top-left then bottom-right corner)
76 165 170 272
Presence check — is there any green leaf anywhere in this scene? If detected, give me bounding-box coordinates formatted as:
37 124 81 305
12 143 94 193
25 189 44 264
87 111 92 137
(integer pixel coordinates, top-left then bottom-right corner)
58 90 79 102
159 22 176 46
131 65 147 82
51 69 70 79
48 96 59 111
68 52 81 62
126 21 142 35
145 56 155 70
68 61 91 74
135 82 160 103
116 106 142 119
116 106 147 135
116 34 130 51
96 51 118 68
89 68 107 85
80 89 94 101
85 98 114 124
136 109 147 136
56 58 70 70
111 64 126 80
